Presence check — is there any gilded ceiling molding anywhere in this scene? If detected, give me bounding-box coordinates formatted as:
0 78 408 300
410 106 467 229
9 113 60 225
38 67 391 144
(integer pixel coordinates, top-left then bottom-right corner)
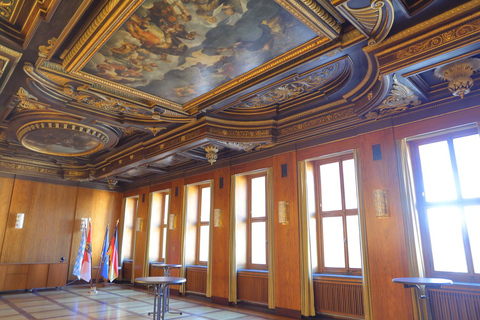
25 62 193 122
279 107 355 135
17 120 109 157
217 141 275 152
145 127 167 137
0 129 6 142
0 0 15 20
207 127 271 138
235 63 338 109
107 179 118 189
365 74 421 119
0 44 21 95
62 0 144 72
275 0 341 38
38 38 57 58
10 87 49 113
0 160 59 175
336 0 394 46
365 0 480 52
434 58 480 99
184 37 331 113
64 169 93 182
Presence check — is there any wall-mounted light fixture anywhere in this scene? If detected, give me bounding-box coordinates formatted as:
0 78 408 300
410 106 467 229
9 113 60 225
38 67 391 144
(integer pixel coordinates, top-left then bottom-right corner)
15 213 25 229
214 209 222 228
278 201 289 225
136 217 143 232
373 189 389 218
81 217 88 231
168 214 176 230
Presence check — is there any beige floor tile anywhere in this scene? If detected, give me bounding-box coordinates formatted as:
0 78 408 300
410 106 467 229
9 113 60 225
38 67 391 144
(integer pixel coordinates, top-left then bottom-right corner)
0 308 19 317
30 308 77 319
0 315 29 320
20 303 63 313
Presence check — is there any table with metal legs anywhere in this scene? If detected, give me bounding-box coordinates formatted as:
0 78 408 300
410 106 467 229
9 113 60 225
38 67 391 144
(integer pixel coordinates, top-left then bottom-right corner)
392 277 453 320
151 263 182 314
135 276 186 320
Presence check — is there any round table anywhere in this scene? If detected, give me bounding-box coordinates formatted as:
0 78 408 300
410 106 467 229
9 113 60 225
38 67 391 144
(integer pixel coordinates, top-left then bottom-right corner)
151 264 182 314
392 277 453 320
136 276 186 320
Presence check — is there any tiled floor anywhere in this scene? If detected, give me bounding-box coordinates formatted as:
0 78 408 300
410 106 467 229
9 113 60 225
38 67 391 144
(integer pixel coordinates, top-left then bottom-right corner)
0 284 308 319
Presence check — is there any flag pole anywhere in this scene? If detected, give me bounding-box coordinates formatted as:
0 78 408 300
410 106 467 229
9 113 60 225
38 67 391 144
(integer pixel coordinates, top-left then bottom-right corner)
94 223 109 293
89 218 95 294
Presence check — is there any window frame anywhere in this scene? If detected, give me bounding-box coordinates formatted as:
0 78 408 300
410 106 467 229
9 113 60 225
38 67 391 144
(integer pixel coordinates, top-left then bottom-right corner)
195 183 211 266
148 190 170 262
314 154 361 275
409 128 480 283
246 172 268 271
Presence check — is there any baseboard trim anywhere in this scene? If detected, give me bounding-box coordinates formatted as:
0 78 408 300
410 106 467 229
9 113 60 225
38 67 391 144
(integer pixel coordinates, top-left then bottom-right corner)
212 296 229 306
275 307 301 319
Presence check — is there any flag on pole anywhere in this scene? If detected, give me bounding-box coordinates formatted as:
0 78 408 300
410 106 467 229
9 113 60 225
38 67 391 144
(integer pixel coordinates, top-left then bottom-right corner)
100 224 109 281
108 223 119 282
80 220 92 282
72 228 86 279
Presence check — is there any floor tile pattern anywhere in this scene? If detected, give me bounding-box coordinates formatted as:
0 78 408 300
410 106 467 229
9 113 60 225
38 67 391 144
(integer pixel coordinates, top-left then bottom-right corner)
0 285 300 320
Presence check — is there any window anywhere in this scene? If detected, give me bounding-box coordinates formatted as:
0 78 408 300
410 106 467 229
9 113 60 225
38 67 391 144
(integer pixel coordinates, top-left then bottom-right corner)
409 129 480 282
122 196 138 261
312 155 361 275
148 190 169 262
235 172 268 270
197 185 211 265
184 183 211 266
247 173 268 269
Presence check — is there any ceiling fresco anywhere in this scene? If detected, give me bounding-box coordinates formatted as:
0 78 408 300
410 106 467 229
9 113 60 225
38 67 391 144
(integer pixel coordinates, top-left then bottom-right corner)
81 0 317 104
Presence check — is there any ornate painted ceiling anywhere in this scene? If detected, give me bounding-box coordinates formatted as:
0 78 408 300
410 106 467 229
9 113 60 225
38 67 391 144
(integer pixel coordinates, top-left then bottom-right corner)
0 0 478 190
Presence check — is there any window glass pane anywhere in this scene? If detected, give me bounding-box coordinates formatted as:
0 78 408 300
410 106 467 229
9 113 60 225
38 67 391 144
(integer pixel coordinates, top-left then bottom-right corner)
418 141 456 202
453 134 480 199
427 207 467 273
200 187 211 222
322 216 345 268
251 176 266 218
149 227 160 261
162 227 167 260
163 194 169 224
199 225 209 262
346 215 361 269
464 206 480 273
343 159 358 210
251 222 266 265
320 162 342 211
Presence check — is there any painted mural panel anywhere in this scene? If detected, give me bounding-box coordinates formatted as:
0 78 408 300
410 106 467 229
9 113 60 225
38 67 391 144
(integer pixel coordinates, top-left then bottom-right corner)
82 0 317 104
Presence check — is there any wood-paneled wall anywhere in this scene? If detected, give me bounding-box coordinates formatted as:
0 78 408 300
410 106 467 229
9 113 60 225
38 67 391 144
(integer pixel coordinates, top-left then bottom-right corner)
0 177 122 284
122 106 480 319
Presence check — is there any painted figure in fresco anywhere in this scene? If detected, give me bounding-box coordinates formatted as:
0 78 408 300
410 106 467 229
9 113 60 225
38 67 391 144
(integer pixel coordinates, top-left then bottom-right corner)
181 0 243 24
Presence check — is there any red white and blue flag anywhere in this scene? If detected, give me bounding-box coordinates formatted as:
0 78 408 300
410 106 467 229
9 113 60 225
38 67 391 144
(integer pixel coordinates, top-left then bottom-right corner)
108 224 119 282
80 220 92 282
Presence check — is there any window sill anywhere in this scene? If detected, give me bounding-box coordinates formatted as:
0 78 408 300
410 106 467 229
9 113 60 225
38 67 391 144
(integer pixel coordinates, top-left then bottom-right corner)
186 265 207 269
440 282 480 293
313 273 362 284
237 269 268 274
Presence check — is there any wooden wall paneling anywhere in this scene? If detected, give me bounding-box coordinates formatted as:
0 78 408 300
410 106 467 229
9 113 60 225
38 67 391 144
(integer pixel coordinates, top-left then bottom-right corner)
237 271 268 304
0 177 14 259
122 260 133 280
296 136 359 162
69 188 123 280
0 265 6 290
1 180 78 264
133 187 150 279
26 263 49 289
185 266 207 294
211 167 231 300
393 106 480 140
272 151 301 312
166 178 184 271
4 264 28 291
358 129 414 319
47 263 68 288
313 278 364 318
231 157 273 175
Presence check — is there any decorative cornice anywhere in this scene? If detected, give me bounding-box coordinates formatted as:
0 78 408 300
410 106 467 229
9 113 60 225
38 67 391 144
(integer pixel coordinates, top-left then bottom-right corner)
12 87 49 112
38 38 57 58
207 127 271 138
0 0 16 21
365 74 421 119
234 63 338 109
145 127 167 136
279 108 355 135
365 0 480 52
0 161 59 175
